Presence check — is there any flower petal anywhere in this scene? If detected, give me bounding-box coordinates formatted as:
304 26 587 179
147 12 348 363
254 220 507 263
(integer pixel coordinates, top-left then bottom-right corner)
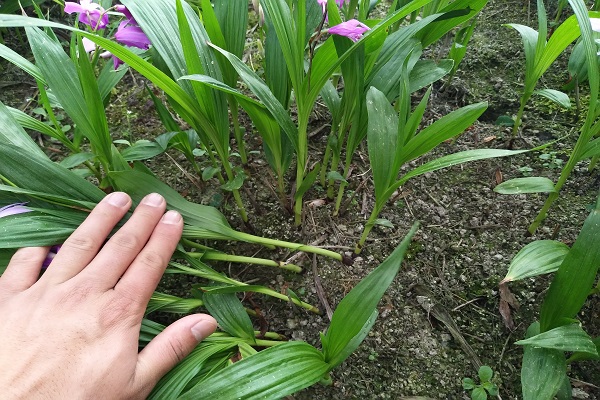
115 21 151 49
0 203 32 218
328 19 370 42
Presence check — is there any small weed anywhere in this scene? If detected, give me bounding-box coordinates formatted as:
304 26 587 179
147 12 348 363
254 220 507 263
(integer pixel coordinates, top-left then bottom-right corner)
463 366 499 400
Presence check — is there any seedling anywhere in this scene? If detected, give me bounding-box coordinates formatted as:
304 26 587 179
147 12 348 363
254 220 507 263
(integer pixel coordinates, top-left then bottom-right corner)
463 366 499 400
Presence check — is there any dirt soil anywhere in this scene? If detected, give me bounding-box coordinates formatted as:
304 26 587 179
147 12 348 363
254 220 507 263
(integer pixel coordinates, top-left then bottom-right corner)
1 0 599 398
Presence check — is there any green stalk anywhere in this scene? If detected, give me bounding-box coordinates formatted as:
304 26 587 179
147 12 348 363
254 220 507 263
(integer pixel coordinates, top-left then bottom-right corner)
511 92 532 138
320 139 332 187
170 264 319 312
293 111 310 225
333 160 351 216
327 150 341 200
355 205 381 254
187 251 302 273
233 231 344 262
229 95 247 164
528 126 594 233
221 159 248 222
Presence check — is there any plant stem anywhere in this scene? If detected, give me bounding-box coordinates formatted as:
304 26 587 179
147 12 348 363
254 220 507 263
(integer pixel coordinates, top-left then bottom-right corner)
511 92 532 138
230 97 247 165
333 161 350 216
355 206 380 254
293 113 310 225
187 251 302 273
234 231 343 262
222 159 248 222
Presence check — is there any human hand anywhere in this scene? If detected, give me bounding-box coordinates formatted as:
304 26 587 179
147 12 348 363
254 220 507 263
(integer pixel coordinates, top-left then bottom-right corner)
0 192 217 399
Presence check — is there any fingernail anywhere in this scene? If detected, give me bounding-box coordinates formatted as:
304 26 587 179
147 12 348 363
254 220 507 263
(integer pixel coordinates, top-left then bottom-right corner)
191 317 217 341
106 192 130 207
142 193 165 207
161 210 182 224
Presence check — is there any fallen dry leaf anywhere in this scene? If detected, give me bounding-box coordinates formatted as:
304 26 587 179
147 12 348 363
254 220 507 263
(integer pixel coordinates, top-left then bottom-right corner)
499 282 519 330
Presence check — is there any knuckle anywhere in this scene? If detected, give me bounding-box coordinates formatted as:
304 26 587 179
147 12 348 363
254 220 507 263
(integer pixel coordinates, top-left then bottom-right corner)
111 232 141 251
167 337 188 364
138 250 166 271
64 235 97 252
9 248 44 264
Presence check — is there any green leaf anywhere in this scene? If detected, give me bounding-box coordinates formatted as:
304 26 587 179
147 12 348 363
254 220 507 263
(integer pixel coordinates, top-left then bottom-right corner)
120 141 165 161
26 27 112 164
205 44 299 152
505 23 539 79
471 387 487 400
220 171 246 191
146 292 203 314
478 365 493 383
323 222 419 368
0 210 86 248
521 322 567 400
462 377 475 390
0 100 47 158
202 166 221 181
502 240 570 283
0 144 104 203
59 152 95 169
540 195 600 331
568 337 600 363
0 42 44 82
326 171 347 183
397 102 488 166
203 292 255 342
495 115 515 127
534 89 571 108
417 0 489 48
390 148 529 200
178 342 329 399
516 323 598 356
374 218 394 228
409 59 453 92
579 137 600 161
109 169 238 240
366 86 399 202
149 341 238 400
494 177 556 194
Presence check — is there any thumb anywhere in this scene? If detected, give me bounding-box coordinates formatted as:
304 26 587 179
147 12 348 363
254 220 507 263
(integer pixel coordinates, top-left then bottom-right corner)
134 314 217 390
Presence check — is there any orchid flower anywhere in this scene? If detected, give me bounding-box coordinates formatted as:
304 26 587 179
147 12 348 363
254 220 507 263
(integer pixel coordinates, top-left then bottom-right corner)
328 19 370 42
79 5 150 70
115 20 151 50
0 203 61 269
64 0 109 30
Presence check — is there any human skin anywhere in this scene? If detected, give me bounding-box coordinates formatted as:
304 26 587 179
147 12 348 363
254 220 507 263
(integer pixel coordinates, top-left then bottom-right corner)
0 192 217 399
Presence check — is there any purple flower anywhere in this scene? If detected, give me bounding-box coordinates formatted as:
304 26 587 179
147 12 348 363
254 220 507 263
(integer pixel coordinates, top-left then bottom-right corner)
328 19 370 42
82 37 97 53
64 0 109 30
115 4 134 21
115 20 151 50
0 203 31 218
42 245 62 269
